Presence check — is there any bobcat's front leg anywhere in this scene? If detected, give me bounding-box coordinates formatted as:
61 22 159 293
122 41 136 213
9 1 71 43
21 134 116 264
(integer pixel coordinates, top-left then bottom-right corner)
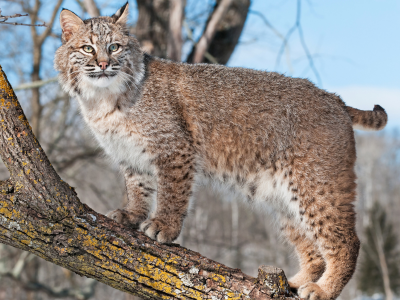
107 167 156 228
140 145 195 243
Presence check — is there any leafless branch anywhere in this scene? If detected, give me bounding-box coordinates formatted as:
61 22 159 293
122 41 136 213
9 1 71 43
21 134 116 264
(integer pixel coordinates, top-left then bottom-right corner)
192 0 233 63
14 77 58 91
2 273 97 300
88 183 115 211
249 10 293 73
83 0 100 17
183 20 218 64
167 0 184 61
38 0 63 44
372 216 394 300
54 148 102 172
274 0 321 86
0 10 46 27
0 249 96 300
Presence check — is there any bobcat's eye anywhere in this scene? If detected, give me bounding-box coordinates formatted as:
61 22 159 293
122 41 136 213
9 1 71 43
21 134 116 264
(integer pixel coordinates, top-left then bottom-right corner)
109 44 119 52
83 45 94 53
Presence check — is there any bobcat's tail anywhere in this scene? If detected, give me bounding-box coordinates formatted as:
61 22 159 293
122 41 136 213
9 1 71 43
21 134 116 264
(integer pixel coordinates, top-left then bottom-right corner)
345 105 388 131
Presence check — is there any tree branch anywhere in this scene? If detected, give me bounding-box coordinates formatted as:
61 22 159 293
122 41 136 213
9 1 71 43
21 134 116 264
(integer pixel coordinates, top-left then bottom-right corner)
83 0 100 18
167 0 184 61
38 0 63 44
274 0 321 86
0 65 297 299
14 77 58 91
192 0 233 63
2 273 97 300
186 0 249 65
183 21 218 64
249 10 293 73
0 10 46 27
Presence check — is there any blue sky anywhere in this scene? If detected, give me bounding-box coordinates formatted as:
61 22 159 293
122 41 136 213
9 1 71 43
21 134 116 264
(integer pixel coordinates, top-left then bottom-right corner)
1 0 398 129
228 0 400 129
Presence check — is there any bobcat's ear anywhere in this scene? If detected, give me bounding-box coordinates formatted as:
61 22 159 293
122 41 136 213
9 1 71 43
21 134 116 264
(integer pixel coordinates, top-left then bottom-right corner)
113 2 129 25
60 9 83 42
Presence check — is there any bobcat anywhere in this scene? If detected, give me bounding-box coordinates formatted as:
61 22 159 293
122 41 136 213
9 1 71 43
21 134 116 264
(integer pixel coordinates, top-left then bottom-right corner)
54 3 387 300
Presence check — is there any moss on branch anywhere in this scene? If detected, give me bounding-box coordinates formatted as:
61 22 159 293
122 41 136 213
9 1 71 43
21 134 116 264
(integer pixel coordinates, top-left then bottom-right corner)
0 65 297 300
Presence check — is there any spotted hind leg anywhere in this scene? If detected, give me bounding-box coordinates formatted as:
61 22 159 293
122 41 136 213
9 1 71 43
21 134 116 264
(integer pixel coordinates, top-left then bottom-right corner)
282 218 326 292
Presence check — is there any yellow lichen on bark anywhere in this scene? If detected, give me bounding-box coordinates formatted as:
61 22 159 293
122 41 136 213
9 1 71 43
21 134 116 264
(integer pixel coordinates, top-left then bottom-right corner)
0 65 295 299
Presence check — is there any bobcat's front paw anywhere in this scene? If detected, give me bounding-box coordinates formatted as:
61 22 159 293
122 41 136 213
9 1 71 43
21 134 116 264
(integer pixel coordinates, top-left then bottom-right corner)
289 272 315 293
106 209 146 229
298 282 329 300
106 209 124 223
140 217 181 243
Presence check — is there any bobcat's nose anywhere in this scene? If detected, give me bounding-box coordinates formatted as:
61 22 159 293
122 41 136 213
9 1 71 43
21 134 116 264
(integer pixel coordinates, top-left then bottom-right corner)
99 61 109 70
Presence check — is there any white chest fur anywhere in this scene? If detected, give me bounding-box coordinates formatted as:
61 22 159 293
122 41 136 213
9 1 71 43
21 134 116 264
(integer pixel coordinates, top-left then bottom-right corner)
78 95 155 174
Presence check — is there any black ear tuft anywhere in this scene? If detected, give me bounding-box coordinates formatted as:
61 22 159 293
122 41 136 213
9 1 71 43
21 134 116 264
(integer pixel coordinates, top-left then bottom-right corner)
112 2 129 24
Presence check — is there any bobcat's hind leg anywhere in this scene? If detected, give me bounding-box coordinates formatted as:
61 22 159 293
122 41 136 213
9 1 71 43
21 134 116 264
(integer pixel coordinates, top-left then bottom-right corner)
282 218 326 292
107 167 156 228
297 193 360 300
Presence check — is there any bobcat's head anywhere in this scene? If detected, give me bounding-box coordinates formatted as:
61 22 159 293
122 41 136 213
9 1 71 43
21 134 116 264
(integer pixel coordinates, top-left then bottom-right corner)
54 2 144 98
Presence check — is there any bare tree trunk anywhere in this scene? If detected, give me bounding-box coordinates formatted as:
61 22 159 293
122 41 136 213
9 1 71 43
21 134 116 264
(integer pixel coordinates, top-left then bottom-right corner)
83 0 100 17
23 0 64 139
187 0 250 65
134 0 248 65
167 0 184 61
134 0 170 58
373 222 393 300
0 66 296 299
204 0 250 65
192 0 233 63
29 1 43 139
231 198 242 270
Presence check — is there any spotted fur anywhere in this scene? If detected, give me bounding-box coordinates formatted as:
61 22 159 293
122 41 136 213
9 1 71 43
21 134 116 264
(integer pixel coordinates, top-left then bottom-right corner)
54 3 387 300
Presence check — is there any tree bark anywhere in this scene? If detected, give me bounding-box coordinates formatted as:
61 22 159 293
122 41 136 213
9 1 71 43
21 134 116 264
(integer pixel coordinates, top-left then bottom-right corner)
187 0 249 65
0 66 297 299
191 0 233 64
134 0 170 58
167 0 185 61
83 0 100 17
373 221 393 300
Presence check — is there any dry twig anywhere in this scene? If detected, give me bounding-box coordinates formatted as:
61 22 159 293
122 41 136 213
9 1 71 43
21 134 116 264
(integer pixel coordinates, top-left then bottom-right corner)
0 9 46 27
274 0 322 86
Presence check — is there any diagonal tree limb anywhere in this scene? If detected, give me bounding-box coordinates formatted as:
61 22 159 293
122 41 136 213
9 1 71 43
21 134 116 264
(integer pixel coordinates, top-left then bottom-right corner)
83 0 101 17
248 10 293 74
167 0 185 61
0 65 297 299
191 0 233 64
38 0 63 45
186 0 249 65
14 77 58 91
0 11 46 27
274 0 321 86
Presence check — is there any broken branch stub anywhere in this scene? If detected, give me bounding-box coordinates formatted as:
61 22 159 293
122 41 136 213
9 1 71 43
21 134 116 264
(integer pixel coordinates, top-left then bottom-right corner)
0 65 298 299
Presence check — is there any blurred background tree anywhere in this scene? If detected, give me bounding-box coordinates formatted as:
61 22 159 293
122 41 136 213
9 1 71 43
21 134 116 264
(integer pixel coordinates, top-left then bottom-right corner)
0 1 399 300
357 202 400 300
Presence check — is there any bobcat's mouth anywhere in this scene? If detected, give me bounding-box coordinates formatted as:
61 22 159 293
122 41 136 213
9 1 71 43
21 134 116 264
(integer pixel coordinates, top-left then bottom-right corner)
88 72 117 79
85 71 120 88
